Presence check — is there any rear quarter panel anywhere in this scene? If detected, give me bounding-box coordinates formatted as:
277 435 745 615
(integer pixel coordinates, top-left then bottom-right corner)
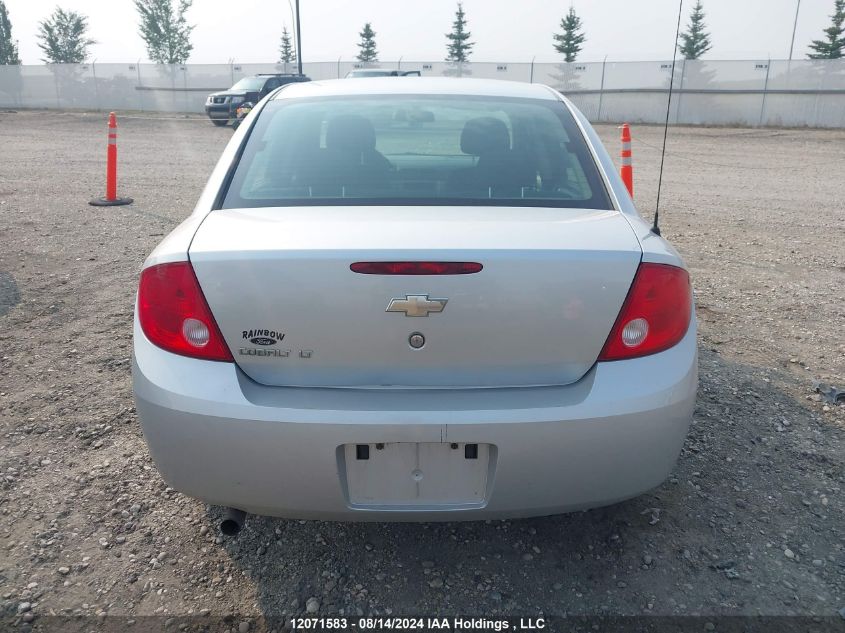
556 90 687 268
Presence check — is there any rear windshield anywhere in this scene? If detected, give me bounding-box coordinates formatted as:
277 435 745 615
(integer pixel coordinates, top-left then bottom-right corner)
221 95 612 209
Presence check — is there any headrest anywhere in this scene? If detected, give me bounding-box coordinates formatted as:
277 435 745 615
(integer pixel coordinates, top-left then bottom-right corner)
460 117 511 155
325 115 377 153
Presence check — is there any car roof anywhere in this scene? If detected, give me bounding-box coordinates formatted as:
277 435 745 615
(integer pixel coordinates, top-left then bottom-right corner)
271 77 558 101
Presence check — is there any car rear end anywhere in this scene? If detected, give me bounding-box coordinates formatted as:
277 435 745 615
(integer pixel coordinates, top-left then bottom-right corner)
133 79 697 521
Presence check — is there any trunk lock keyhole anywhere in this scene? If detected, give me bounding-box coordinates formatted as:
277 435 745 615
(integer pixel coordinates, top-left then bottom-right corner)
408 332 425 349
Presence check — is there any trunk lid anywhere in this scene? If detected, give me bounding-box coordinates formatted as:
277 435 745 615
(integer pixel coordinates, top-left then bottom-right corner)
189 207 642 388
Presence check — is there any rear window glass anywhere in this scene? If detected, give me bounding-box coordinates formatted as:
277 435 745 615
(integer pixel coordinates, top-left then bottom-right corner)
221 95 611 209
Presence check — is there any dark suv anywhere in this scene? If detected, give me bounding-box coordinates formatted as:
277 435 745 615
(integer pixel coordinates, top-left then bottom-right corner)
204 74 310 126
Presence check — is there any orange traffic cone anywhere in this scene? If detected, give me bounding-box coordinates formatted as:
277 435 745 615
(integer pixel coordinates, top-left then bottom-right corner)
620 123 633 198
90 112 133 206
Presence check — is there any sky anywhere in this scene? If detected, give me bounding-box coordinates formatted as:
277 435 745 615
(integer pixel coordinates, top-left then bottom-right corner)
5 0 835 65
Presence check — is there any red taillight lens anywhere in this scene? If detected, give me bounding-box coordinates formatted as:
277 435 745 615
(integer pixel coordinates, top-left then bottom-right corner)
138 262 233 362
350 261 483 275
598 263 692 361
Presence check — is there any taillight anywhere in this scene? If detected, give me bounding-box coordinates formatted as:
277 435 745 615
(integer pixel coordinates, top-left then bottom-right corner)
137 262 233 362
598 263 691 361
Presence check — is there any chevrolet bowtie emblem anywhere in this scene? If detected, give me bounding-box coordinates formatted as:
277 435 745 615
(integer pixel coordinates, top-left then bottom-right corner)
386 295 448 317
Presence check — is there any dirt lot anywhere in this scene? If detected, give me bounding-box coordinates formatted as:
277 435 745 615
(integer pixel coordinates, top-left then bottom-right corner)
0 110 844 630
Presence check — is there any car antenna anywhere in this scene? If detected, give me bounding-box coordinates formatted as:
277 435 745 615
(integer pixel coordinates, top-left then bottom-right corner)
653 0 684 237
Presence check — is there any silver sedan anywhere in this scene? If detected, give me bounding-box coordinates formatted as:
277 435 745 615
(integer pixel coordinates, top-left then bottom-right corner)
132 78 697 528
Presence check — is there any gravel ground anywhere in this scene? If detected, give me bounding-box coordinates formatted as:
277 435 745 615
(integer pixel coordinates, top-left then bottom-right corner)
0 110 844 630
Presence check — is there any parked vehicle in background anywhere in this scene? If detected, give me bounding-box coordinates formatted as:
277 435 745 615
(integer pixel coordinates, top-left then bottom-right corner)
134 78 697 527
204 74 310 126
345 69 421 78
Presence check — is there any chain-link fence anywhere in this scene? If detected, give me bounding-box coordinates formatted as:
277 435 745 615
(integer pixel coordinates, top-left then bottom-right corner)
1 58 843 127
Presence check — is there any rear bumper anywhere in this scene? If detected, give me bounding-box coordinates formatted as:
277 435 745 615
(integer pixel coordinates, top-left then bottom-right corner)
132 319 697 521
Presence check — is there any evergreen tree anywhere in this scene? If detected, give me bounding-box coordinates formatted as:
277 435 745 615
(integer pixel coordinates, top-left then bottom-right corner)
445 2 474 62
0 1 20 64
279 25 296 63
134 0 194 64
678 1 712 60
356 22 378 62
808 0 845 59
37 7 95 63
553 7 586 62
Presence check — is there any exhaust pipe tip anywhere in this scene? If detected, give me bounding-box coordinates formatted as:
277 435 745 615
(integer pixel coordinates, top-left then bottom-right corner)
219 508 247 536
